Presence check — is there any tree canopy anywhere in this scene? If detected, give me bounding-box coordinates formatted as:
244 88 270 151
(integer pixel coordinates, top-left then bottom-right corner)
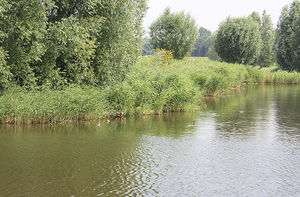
150 8 198 59
215 17 261 65
276 0 300 71
257 10 276 67
0 0 147 89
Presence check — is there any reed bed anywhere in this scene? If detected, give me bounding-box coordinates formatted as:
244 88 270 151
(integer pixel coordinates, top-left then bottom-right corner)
0 57 299 124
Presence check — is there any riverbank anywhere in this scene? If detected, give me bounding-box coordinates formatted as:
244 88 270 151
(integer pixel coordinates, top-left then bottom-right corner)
1 57 299 124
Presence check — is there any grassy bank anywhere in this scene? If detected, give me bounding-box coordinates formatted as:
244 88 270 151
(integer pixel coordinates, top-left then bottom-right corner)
1 57 299 124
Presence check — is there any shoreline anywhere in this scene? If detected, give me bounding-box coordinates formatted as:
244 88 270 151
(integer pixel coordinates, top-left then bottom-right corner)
0 58 299 125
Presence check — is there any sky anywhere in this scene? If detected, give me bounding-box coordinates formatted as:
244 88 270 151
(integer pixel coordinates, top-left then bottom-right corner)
143 0 295 33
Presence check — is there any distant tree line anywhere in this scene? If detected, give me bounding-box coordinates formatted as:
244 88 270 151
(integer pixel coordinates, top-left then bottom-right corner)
147 1 299 71
191 27 212 57
0 0 147 90
213 0 299 71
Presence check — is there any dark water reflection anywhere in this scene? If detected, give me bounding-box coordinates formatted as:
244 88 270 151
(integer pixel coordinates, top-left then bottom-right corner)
0 85 299 196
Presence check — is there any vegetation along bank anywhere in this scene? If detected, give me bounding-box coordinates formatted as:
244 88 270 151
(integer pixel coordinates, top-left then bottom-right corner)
0 1 299 124
1 57 299 124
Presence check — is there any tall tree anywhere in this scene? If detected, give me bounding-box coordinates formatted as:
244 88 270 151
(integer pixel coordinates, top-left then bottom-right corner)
93 0 147 85
0 0 148 88
150 8 198 59
0 0 48 87
38 16 102 88
215 17 261 64
0 0 12 90
276 0 300 71
257 10 276 67
191 27 212 57
250 11 262 25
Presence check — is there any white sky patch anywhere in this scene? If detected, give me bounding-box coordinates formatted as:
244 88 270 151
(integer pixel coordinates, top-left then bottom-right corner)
143 0 294 33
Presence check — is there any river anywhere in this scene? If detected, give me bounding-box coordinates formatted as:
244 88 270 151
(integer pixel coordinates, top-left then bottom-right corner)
0 85 299 196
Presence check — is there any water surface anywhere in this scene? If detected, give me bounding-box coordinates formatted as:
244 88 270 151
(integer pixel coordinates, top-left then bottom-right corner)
0 85 299 196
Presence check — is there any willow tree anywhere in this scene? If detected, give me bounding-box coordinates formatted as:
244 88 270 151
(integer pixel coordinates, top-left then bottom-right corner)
257 10 276 67
276 0 300 71
215 17 261 64
0 0 11 90
0 0 147 88
150 8 198 59
93 0 147 85
0 0 49 87
41 0 147 86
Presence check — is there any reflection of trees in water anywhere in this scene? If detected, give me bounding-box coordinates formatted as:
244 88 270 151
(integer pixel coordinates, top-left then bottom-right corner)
273 86 300 133
0 112 200 196
120 113 200 138
206 86 275 137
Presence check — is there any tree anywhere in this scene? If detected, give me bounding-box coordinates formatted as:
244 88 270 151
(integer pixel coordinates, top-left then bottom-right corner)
0 0 48 87
257 10 276 67
249 11 261 25
92 0 147 85
45 0 147 85
0 0 12 90
215 17 261 64
276 0 300 71
191 27 212 57
38 16 102 88
0 0 148 88
294 16 300 68
150 8 198 59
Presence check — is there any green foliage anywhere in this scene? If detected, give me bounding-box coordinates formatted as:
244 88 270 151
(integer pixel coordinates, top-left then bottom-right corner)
276 0 300 71
150 8 198 59
207 33 222 61
249 11 262 25
191 27 212 57
93 0 147 85
257 10 276 67
39 16 102 88
0 86 107 124
0 0 48 87
0 47 11 90
215 17 261 64
152 49 174 65
0 0 147 88
0 58 299 124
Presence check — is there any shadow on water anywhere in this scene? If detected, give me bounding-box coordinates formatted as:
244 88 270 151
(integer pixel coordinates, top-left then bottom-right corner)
0 85 299 196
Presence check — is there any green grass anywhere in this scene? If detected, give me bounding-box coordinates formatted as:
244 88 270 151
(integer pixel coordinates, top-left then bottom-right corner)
0 57 299 124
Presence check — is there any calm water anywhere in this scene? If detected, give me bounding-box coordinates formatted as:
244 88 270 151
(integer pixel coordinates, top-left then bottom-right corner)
0 86 299 196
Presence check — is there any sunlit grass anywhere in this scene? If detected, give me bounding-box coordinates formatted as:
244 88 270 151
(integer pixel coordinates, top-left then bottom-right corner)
0 57 299 124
